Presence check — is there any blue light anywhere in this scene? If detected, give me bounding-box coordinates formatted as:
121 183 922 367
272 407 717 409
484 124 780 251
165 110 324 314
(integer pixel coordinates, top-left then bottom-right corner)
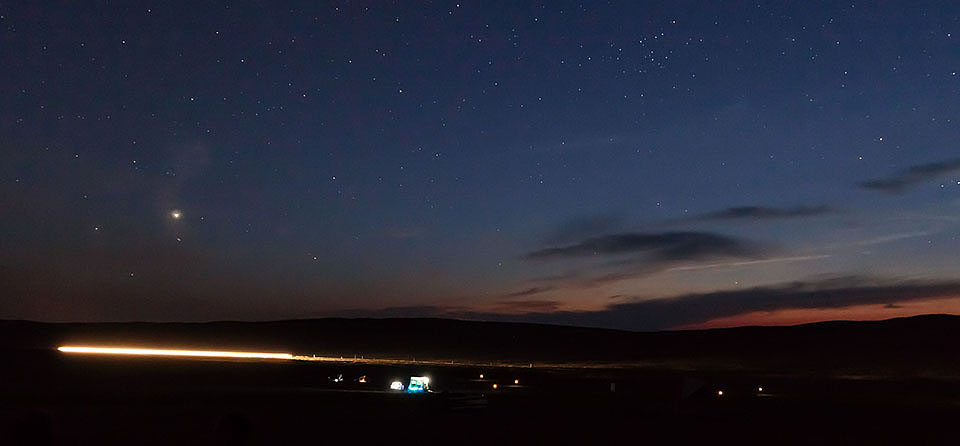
407 376 429 393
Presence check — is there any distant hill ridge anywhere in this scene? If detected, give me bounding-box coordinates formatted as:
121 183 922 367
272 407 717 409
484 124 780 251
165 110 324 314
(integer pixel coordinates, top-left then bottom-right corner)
3 314 959 374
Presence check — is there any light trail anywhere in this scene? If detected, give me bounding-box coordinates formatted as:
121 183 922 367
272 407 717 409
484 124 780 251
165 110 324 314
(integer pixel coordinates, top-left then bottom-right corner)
57 346 293 360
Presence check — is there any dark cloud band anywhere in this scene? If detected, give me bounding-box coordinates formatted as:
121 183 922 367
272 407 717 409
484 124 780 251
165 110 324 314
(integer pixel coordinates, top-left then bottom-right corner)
524 231 758 261
860 158 960 193
681 205 833 222
345 276 960 332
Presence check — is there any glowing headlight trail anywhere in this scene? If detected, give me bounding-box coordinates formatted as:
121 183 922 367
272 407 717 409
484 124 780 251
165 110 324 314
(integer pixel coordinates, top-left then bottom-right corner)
57 346 293 360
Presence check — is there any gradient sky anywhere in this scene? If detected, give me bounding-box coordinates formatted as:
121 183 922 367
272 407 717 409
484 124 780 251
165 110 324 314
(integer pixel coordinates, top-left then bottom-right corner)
2 1 960 330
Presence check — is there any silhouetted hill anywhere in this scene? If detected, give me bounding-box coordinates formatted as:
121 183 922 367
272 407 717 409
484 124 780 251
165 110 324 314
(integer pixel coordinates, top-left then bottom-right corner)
3 314 959 375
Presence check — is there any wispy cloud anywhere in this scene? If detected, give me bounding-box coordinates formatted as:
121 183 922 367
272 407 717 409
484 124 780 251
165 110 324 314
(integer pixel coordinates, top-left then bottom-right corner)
855 231 931 246
816 231 933 252
502 286 556 298
860 158 960 194
677 205 833 223
522 231 767 288
665 255 831 272
524 231 759 262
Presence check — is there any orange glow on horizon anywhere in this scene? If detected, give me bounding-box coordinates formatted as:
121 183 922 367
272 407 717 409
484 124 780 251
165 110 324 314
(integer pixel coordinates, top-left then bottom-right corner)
57 346 293 360
681 296 960 330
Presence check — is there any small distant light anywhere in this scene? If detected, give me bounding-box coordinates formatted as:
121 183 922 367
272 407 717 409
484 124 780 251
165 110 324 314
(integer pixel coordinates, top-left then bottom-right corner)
717 390 724 396
390 381 404 391
492 384 498 389
171 210 182 219
514 379 519 385
479 373 484 379
758 387 763 392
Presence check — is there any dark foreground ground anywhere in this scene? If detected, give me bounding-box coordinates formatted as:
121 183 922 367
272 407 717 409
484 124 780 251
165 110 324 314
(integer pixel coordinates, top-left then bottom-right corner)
4 315 960 444
3 349 960 445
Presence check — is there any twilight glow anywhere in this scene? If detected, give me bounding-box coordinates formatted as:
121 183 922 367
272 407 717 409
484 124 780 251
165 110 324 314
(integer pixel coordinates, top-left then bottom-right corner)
3 1 960 330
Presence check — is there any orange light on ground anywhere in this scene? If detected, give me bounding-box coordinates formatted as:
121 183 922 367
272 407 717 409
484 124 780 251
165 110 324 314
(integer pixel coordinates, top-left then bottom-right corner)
57 346 293 360
492 384 498 389
717 390 724 396
514 379 519 385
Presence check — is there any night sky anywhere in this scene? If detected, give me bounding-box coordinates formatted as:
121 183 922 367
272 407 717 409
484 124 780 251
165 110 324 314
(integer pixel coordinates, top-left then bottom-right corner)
3 1 960 330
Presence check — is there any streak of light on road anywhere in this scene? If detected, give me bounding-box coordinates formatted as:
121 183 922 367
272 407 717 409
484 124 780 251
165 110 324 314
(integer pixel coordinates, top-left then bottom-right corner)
58 346 293 360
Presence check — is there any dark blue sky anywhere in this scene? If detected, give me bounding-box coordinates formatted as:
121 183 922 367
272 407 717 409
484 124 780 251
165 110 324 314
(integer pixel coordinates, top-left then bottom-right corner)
3 1 960 329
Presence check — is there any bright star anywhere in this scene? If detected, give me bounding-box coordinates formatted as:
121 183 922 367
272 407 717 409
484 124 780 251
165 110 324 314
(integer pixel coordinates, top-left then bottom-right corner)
171 210 182 219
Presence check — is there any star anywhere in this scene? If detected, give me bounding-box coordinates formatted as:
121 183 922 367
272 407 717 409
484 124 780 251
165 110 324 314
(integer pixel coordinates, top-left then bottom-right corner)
170 210 182 220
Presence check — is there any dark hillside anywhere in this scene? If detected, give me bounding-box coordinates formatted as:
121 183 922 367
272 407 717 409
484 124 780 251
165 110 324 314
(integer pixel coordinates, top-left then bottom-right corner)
3 314 959 375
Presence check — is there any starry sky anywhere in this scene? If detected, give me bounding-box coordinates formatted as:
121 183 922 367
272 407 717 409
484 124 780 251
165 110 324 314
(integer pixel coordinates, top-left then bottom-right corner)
3 1 960 330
